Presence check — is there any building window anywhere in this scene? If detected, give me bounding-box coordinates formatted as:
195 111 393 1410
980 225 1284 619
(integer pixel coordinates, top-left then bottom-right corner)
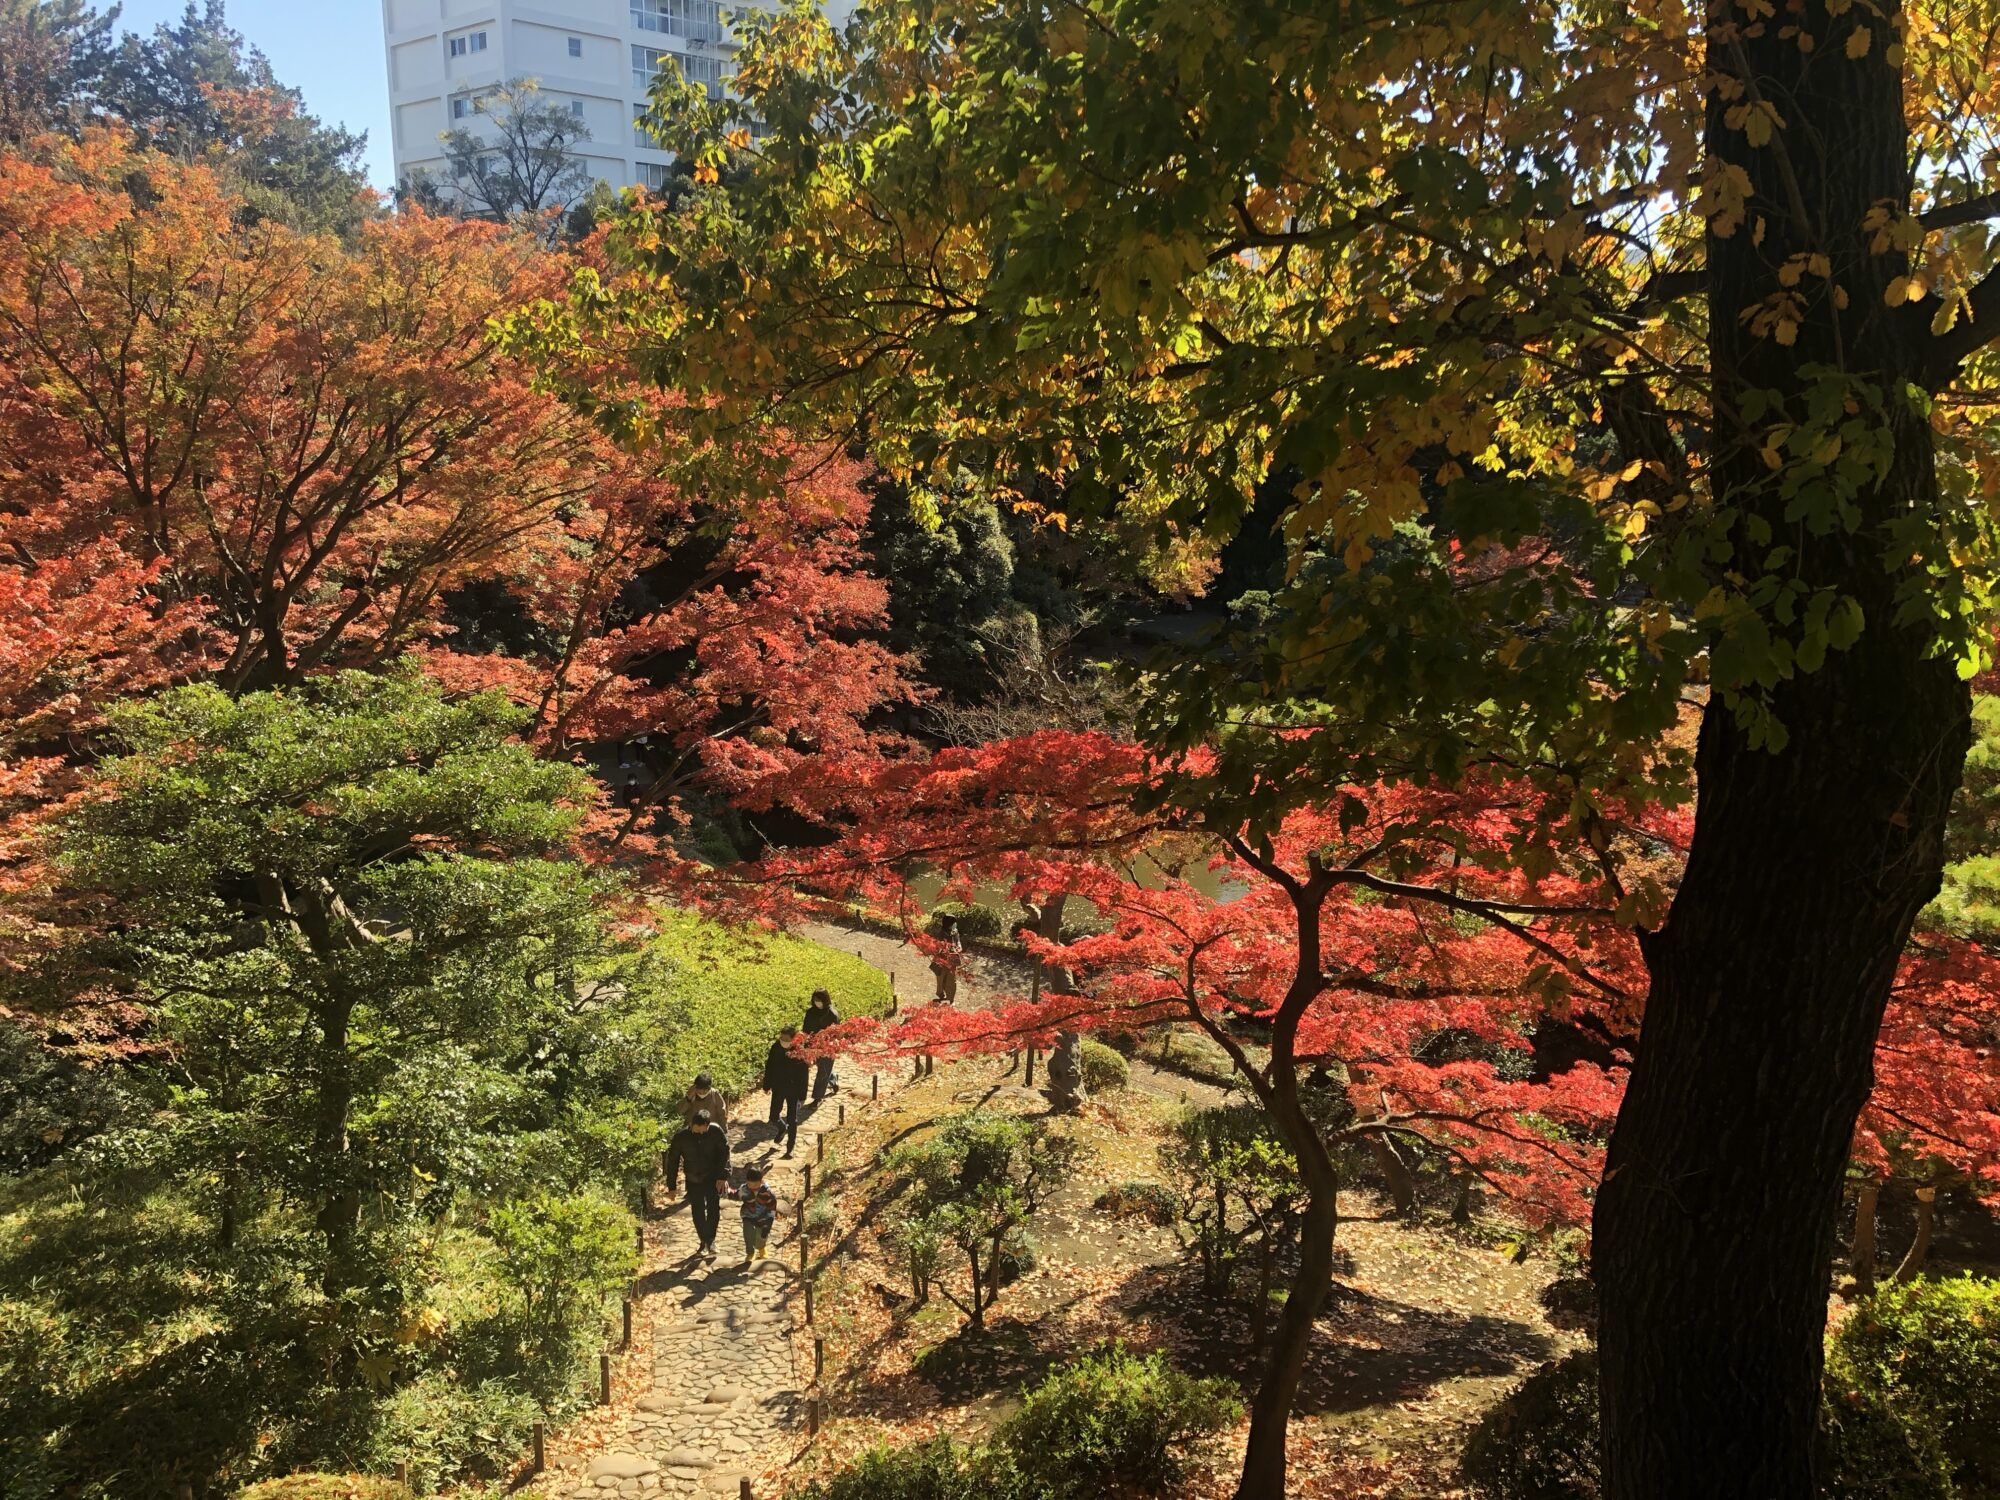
570 99 586 118
469 30 487 53
640 162 670 191
568 36 583 58
451 95 471 118
633 46 724 95
449 35 466 56
631 0 722 41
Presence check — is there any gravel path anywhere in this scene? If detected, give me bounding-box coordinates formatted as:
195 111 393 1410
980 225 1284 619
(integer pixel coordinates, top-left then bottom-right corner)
545 921 964 1500
546 916 1219 1499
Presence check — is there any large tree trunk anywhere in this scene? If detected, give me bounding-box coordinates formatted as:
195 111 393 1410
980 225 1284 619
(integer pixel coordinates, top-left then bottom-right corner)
1594 12 1970 1492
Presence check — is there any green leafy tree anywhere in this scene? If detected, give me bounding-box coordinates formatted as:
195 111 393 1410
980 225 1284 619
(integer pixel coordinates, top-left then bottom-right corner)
487 1190 640 1367
0 0 117 144
886 1110 1083 1326
1929 695 2000 940
101 0 371 234
51 670 636 1300
1157 1105 1301 1305
535 4 2000 1493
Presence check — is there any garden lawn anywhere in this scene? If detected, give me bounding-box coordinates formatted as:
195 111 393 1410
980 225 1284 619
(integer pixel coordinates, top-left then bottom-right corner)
648 911 892 1101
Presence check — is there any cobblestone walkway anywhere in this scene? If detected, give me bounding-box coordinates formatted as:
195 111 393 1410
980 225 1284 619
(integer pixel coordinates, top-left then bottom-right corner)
563 922 952 1499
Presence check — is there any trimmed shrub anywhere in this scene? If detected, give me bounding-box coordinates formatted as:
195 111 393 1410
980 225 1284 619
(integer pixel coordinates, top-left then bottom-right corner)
996 1343 1241 1500
1460 1350 1599 1500
235 1478 412 1500
1828 1275 2000 1496
1077 1039 1131 1094
932 901 1009 943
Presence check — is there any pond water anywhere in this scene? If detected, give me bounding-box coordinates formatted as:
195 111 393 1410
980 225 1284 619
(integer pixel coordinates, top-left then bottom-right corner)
907 845 1248 917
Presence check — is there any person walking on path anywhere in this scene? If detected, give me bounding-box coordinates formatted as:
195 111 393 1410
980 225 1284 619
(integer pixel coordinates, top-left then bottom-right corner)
803 988 841 1102
762 1025 810 1157
664 1110 730 1258
737 1165 780 1265
679 1071 729 1129
930 912 963 1005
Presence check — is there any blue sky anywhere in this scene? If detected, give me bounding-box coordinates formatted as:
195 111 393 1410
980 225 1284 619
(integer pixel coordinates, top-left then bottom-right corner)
112 0 397 188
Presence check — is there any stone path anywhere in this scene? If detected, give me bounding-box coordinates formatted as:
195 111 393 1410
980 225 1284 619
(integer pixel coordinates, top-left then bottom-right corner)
559 923 965 1499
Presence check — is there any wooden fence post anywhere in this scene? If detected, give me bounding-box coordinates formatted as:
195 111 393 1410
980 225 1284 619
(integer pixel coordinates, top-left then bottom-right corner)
599 1352 611 1404
393 1461 409 1485
740 1479 753 1500
814 1335 825 1380
803 1163 813 1197
532 1420 545 1473
805 1278 815 1324
622 1297 633 1349
870 1074 878 1101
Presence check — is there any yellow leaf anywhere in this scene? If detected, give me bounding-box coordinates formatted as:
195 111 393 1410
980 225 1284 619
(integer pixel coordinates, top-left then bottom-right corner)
1775 317 1799 345
1832 284 1851 309
1619 459 1644 481
1846 25 1871 57
1778 257 1804 287
1886 275 1911 307
1808 253 1831 278
1744 107 1774 147
1931 298 1961 335
1623 510 1649 540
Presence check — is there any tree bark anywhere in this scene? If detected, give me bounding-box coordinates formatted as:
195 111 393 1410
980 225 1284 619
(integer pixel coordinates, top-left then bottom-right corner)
1367 1135 1417 1218
1594 10 1972 1496
1850 1181 1880 1296
1234 870 1339 1500
312 991 361 1298
1892 1186 1936 1284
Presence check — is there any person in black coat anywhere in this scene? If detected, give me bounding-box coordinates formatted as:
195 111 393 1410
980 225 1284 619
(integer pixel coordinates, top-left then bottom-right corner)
664 1110 730 1258
803 987 841 1102
763 1024 810 1156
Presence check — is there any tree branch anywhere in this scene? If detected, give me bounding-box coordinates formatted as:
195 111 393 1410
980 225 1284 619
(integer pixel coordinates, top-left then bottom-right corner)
1925 261 2000 391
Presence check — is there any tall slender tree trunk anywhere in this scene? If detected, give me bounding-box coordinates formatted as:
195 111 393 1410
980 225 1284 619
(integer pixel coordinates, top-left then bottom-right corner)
1892 1186 1936 1284
1234 871 1338 1500
1594 13 1970 1493
1367 1135 1417 1218
312 992 361 1298
1851 1181 1880 1296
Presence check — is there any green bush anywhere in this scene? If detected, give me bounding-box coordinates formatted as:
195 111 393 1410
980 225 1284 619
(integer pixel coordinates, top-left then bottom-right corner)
1460 1350 1600 1500
996 1343 1241 1500
486 1191 638 1358
790 1350 1233 1500
931 900 1009 943
357 1372 537 1494
236 1478 412 1500
1077 1039 1130 1094
1820 1387 1953 1500
788 1435 1027 1500
648 911 892 1100
1828 1276 2000 1496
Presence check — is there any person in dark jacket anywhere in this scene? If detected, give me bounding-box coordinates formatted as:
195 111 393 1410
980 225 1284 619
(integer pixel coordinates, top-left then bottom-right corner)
763 1025 810 1157
803 988 841 1102
664 1110 730 1258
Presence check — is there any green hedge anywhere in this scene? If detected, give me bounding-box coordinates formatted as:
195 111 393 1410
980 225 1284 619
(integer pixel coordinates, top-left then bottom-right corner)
649 912 892 1101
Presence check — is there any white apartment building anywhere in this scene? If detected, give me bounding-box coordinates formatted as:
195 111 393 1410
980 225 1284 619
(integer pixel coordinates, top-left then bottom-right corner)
381 0 848 195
